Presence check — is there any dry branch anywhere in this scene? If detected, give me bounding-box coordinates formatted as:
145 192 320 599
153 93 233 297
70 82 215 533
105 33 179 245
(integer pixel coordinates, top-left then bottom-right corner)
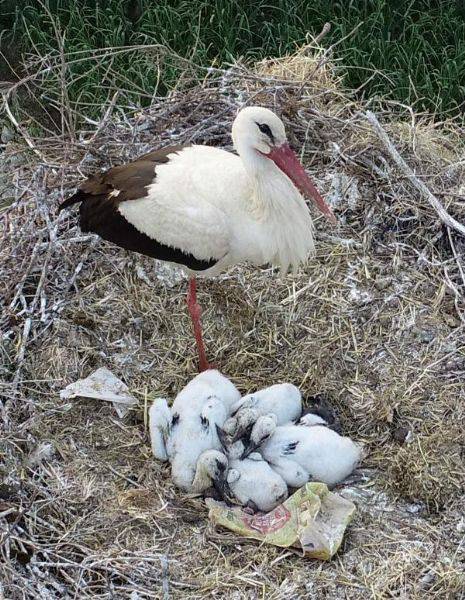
365 110 465 237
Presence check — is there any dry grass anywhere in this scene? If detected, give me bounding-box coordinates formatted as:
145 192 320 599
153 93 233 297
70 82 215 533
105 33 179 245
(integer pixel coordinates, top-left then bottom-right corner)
1 43 464 599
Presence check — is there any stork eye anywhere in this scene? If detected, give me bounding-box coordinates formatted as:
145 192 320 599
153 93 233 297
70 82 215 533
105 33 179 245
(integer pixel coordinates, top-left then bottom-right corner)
256 122 274 143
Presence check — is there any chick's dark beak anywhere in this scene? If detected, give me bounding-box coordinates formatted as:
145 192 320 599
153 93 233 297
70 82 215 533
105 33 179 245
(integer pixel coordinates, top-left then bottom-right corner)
215 424 229 450
212 466 228 499
240 440 258 459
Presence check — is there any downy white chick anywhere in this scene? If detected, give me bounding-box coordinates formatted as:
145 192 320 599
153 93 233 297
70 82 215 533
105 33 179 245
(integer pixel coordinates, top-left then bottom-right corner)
149 371 239 491
168 394 231 491
230 383 302 426
173 369 241 414
206 436 289 512
190 447 288 512
244 415 361 487
223 442 288 512
222 383 302 446
234 414 309 488
149 369 240 491
166 371 240 491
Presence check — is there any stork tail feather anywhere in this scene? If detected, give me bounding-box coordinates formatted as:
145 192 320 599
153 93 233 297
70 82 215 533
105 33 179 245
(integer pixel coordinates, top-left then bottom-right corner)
57 191 84 214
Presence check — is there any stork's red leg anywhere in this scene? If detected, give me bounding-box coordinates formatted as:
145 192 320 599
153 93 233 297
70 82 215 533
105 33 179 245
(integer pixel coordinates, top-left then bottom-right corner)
186 278 210 372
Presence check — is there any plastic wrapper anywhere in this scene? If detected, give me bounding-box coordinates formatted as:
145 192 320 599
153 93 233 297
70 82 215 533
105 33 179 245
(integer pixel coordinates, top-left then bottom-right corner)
60 367 137 418
206 482 356 560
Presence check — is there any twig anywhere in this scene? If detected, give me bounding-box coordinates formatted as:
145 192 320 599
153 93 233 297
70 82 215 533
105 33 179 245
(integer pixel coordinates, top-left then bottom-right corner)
83 91 120 146
160 554 170 600
311 22 332 46
446 227 465 290
12 317 32 388
298 22 361 94
365 110 465 237
2 94 44 160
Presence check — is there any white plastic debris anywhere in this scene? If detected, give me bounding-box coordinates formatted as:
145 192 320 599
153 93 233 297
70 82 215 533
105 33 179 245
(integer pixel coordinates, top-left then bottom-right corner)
207 482 356 560
60 367 137 418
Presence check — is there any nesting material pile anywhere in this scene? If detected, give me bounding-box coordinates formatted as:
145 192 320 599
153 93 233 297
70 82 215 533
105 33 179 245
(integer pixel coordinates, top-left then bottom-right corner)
1 40 464 598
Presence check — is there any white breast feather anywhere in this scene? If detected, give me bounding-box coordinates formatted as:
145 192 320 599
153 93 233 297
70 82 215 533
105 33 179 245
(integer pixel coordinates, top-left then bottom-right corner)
118 145 315 275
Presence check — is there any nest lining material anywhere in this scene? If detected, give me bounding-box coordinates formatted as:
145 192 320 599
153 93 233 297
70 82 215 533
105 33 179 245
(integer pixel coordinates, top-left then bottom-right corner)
1 43 464 598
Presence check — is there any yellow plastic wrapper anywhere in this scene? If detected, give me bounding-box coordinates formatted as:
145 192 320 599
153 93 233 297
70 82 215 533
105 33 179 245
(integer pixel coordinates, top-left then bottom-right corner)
206 482 356 560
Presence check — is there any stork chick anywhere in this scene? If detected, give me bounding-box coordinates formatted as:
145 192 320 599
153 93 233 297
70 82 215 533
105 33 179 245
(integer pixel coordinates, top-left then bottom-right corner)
224 444 288 513
149 372 238 491
244 416 361 488
231 383 302 424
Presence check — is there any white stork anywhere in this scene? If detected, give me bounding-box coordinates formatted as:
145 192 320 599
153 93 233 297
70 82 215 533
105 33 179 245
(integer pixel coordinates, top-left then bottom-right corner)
59 106 336 371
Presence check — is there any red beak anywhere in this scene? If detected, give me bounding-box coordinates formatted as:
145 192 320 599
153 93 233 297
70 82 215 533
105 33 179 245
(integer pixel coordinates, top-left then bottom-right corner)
267 143 337 225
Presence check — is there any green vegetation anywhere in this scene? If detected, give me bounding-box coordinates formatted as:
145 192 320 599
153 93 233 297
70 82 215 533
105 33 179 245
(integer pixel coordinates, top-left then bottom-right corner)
1 0 465 119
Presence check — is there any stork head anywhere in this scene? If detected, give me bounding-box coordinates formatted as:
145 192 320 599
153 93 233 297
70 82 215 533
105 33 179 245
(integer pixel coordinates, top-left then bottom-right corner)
232 106 336 225
192 449 229 496
240 413 278 458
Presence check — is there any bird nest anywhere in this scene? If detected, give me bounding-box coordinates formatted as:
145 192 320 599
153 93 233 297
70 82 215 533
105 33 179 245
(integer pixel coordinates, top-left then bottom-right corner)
1 41 464 599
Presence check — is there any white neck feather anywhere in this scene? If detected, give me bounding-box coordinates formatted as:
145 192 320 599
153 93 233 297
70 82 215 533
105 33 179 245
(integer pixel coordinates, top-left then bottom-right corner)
236 141 316 274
